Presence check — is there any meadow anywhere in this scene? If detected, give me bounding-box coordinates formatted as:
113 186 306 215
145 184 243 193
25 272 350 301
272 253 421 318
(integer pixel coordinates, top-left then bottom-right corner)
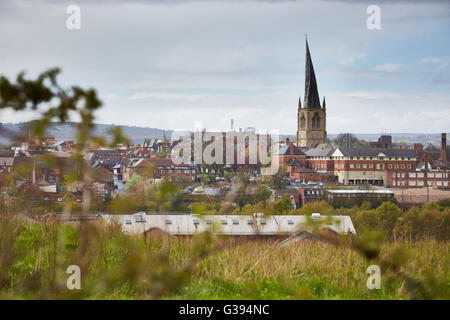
0 217 448 300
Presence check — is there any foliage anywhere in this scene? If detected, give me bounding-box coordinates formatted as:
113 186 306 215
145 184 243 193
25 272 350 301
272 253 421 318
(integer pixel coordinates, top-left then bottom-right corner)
332 133 366 148
2 218 446 300
275 195 292 214
125 174 147 192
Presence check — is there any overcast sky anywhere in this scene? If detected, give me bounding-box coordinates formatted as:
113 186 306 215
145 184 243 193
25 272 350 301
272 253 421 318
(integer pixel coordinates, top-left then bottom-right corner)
0 0 449 134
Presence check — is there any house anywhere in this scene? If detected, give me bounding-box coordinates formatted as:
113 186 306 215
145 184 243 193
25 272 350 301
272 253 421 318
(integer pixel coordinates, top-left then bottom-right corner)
273 138 306 168
272 189 301 209
305 146 334 173
88 149 121 162
298 187 324 206
288 165 328 183
147 158 198 181
368 135 392 148
122 157 198 182
279 230 327 246
48 140 74 152
383 134 449 189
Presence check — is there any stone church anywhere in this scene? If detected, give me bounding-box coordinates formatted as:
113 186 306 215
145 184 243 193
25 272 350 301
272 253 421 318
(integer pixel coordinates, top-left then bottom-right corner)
296 39 327 150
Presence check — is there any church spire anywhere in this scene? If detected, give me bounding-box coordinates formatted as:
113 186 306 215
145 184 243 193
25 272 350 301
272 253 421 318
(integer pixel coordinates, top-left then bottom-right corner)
322 96 326 109
304 38 321 109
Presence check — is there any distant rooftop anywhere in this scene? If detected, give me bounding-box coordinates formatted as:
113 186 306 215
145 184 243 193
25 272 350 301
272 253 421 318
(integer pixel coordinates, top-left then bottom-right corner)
103 214 356 236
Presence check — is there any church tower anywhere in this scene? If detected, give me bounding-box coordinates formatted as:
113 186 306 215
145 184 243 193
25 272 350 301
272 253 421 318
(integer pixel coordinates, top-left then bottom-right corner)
297 38 327 150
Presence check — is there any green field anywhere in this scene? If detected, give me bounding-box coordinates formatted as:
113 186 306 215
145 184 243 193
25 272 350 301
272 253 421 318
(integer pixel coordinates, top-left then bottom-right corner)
0 218 448 300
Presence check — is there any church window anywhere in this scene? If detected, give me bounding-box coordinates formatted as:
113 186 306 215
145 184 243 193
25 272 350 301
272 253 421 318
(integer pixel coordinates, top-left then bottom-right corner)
300 115 306 129
312 113 320 128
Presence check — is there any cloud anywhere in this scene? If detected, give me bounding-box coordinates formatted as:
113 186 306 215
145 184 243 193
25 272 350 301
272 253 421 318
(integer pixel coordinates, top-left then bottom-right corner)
128 92 203 101
0 0 449 133
344 91 403 100
420 56 443 64
371 63 404 72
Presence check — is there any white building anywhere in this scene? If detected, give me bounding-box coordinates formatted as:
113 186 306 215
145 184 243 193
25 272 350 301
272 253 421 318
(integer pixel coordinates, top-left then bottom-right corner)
102 213 356 237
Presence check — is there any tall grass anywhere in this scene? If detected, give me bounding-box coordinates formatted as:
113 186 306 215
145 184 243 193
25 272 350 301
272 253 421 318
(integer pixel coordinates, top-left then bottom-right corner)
0 216 448 300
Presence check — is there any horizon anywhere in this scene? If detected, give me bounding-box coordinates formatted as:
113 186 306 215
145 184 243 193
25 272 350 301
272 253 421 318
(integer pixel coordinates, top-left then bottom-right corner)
1 120 448 137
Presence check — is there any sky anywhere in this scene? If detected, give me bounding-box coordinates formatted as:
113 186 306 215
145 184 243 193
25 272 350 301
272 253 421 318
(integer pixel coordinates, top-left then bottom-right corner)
0 0 449 134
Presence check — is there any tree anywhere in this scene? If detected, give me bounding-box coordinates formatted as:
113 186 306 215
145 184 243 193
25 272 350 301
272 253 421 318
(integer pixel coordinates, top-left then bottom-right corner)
0 68 129 214
275 195 292 214
376 201 402 238
257 185 272 205
333 133 365 148
125 174 146 192
267 164 288 190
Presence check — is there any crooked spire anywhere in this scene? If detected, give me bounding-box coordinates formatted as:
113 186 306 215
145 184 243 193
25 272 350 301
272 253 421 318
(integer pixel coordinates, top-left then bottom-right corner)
304 38 321 109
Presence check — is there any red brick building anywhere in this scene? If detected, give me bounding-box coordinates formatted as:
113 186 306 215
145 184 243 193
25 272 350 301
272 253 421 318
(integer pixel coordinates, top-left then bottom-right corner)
273 138 306 167
122 157 198 182
330 147 417 185
305 146 334 173
288 165 329 182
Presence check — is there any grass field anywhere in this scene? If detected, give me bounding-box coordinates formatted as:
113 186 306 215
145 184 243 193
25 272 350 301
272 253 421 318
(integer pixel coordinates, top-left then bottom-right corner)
0 218 448 300
173 240 449 299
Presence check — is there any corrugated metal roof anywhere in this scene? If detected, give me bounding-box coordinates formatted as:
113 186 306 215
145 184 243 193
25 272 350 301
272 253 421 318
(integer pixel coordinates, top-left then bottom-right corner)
103 214 356 236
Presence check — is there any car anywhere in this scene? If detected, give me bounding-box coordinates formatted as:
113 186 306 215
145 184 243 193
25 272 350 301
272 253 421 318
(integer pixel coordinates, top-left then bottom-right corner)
57 197 63 202
75 198 82 203
194 186 205 193
183 188 192 194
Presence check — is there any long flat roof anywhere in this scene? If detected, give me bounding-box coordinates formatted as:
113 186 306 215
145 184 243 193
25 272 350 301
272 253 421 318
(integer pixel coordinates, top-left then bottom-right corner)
327 189 394 194
102 214 356 236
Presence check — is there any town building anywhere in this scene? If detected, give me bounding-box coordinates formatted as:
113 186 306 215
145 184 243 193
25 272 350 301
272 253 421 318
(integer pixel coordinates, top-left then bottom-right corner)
326 189 395 204
305 146 334 173
368 135 392 148
104 214 356 238
272 138 306 167
330 147 417 185
121 157 198 182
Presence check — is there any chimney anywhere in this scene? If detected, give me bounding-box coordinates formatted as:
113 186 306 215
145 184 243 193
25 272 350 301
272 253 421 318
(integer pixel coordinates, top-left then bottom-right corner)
441 133 447 162
285 137 290 145
32 159 36 184
424 155 428 170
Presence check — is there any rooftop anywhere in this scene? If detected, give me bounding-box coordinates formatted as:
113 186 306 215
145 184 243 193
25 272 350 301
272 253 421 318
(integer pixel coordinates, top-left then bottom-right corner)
103 214 356 236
